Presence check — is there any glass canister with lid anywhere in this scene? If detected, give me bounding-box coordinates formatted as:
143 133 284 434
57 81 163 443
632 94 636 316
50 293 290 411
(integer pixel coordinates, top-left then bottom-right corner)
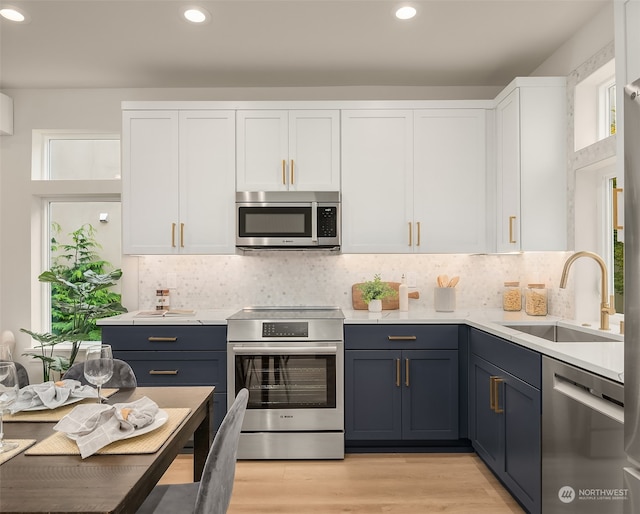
525 283 548 316
502 281 522 311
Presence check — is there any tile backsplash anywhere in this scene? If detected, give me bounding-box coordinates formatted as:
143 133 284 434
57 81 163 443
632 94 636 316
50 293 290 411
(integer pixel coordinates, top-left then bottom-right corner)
138 251 574 317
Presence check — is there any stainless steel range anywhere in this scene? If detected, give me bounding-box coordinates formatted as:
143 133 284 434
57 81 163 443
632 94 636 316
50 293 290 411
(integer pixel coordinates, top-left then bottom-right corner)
227 306 344 460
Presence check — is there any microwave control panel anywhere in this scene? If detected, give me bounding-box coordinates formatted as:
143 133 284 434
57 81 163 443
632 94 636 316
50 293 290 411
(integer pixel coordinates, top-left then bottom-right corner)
318 206 338 237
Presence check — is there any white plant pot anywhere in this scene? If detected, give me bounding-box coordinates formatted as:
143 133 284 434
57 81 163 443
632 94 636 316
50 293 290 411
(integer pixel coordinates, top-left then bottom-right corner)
368 299 382 312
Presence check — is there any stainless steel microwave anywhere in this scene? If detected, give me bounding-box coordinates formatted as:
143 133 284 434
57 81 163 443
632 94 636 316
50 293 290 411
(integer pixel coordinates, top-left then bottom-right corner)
236 191 341 250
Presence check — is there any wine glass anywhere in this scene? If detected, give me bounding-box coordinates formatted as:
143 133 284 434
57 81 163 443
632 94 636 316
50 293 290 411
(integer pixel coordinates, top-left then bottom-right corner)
0 362 19 453
84 344 114 403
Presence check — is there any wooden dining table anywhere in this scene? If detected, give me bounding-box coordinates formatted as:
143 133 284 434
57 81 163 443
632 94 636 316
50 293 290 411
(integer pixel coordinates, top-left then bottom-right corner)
0 386 214 514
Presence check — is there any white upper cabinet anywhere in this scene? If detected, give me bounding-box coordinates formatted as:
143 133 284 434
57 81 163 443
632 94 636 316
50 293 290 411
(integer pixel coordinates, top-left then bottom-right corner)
236 110 340 192
122 110 236 255
342 110 414 253
414 109 487 253
341 108 487 254
494 78 567 252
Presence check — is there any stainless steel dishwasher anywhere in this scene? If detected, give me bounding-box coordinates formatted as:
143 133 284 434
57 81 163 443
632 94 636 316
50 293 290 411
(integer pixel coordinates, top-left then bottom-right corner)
542 356 627 513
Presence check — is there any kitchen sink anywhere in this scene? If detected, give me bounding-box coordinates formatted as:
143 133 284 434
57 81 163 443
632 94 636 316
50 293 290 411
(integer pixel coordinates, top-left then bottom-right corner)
502 324 620 343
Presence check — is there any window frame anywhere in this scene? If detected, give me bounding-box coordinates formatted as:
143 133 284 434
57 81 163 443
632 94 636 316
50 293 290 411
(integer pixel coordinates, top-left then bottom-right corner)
30 130 122 340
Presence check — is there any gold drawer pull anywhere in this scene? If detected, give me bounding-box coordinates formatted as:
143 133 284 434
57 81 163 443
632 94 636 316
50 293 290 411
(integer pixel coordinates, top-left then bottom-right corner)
395 358 400 387
148 337 178 342
614 187 623 230
388 336 417 341
405 358 410 387
149 370 179 375
508 216 517 244
493 377 504 413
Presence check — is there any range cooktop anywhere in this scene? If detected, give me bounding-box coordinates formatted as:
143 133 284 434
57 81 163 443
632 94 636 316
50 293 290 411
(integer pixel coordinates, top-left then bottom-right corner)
227 306 344 321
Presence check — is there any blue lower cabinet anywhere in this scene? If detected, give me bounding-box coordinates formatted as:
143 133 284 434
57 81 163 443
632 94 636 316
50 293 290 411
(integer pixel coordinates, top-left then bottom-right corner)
469 329 541 514
345 325 459 446
102 325 227 434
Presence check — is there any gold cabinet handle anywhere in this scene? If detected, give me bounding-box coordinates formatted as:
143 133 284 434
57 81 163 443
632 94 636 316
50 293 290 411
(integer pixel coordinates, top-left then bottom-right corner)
149 370 179 375
171 223 176 248
408 222 412 246
405 358 410 387
416 221 421 247
614 187 623 230
148 336 178 342
395 358 400 387
493 377 504 413
291 159 295 185
388 335 417 341
508 216 517 244
180 223 185 248
490 376 497 411
282 159 286 185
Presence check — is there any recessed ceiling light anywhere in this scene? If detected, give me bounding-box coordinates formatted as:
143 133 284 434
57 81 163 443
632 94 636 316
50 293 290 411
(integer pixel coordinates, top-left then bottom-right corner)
395 6 417 20
182 6 211 24
0 6 29 23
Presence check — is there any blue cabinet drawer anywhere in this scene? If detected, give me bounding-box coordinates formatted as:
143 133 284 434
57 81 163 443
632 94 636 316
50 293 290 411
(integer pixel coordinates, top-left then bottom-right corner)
469 328 541 393
345 324 458 350
102 325 226 351
114 350 226 388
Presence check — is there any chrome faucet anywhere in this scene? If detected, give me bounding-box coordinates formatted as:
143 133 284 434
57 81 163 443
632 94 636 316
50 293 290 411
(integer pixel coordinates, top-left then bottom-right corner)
559 251 615 331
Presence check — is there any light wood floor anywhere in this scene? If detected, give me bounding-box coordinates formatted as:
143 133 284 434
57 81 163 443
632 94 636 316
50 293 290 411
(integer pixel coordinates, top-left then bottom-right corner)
160 453 525 513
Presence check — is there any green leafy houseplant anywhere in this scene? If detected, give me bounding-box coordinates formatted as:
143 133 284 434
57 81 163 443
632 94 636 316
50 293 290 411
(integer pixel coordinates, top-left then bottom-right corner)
358 274 397 304
21 223 127 381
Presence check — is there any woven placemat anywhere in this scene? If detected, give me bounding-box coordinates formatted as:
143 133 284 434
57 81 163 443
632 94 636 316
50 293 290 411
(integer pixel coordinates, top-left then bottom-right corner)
25 408 190 456
0 439 37 466
4 389 119 423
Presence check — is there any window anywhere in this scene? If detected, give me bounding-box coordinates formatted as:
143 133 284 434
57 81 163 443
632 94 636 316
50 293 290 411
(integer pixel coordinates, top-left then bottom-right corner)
608 178 624 313
574 59 616 151
599 80 617 139
31 131 122 337
574 159 623 321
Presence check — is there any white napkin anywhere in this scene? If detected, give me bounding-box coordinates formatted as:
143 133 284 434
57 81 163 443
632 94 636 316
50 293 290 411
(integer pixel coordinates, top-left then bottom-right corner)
9 379 96 413
53 396 159 458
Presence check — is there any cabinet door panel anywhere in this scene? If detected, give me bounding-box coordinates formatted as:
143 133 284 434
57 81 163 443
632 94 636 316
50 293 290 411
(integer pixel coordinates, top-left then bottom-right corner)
345 350 402 440
236 110 288 191
470 355 503 469
122 111 179 254
341 110 414 253
496 88 521 252
179 111 235 254
289 110 340 191
414 109 487 253
402 350 459 440
502 374 541 514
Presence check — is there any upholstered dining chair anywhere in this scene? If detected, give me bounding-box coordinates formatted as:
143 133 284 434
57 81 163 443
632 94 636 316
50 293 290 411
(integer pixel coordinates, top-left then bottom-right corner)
136 388 249 514
63 358 138 388
13 361 30 388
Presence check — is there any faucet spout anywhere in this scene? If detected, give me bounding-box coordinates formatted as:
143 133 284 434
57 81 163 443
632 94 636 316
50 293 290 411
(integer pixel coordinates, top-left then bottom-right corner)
559 251 614 331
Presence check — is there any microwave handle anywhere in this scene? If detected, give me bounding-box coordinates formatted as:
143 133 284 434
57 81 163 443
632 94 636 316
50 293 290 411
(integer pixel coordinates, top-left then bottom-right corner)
311 201 318 242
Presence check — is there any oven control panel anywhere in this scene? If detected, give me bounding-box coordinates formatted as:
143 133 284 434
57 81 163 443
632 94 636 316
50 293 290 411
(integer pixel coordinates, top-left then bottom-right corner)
262 321 309 338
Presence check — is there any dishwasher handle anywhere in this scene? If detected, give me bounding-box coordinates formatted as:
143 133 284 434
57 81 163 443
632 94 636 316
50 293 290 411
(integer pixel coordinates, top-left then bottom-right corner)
553 373 624 424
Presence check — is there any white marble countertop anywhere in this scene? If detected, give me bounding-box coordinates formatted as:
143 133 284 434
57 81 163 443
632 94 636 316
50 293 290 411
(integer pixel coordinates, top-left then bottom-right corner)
99 307 624 383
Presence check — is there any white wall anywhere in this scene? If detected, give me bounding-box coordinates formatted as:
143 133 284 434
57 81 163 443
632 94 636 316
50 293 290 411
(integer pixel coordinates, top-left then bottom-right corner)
533 3 614 77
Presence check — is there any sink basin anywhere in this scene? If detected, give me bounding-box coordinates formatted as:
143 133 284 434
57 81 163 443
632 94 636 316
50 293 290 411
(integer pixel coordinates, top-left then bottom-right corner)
502 324 619 343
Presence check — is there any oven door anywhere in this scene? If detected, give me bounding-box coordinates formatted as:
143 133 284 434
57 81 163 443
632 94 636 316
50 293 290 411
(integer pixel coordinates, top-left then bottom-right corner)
228 341 344 431
236 203 317 247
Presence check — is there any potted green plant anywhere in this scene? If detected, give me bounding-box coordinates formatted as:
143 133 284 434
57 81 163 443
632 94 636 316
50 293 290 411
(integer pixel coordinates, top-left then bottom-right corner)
21 224 127 381
358 274 397 312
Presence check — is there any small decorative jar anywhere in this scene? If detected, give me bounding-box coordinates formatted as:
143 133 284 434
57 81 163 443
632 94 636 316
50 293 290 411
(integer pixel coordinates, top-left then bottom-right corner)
525 284 547 316
156 289 170 311
502 281 522 312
